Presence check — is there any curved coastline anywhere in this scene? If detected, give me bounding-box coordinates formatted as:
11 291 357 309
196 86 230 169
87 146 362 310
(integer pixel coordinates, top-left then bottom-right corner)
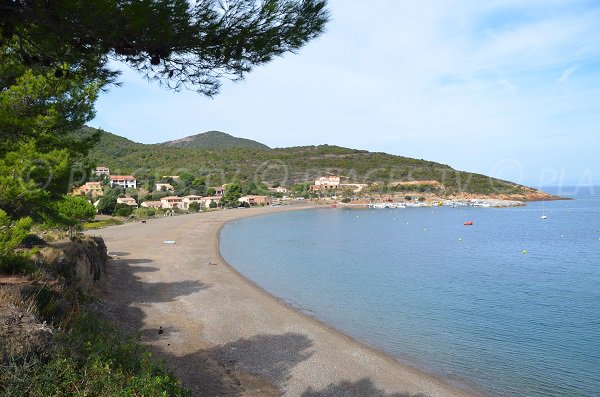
93 204 482 396
216 207 483 397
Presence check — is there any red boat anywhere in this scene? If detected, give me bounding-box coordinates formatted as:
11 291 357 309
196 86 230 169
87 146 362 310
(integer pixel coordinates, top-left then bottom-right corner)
464 221 473 226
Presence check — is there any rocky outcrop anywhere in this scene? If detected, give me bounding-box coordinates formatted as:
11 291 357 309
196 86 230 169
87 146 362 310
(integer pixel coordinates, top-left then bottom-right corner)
34 236 109 290
1 236 109 366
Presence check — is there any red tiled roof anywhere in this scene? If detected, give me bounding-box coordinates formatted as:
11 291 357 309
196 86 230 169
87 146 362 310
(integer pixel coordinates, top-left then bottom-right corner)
110 175 136 180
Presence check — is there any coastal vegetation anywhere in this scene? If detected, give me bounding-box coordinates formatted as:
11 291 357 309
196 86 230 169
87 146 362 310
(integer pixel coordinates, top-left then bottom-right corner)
82 128 531 196
1 1 329 395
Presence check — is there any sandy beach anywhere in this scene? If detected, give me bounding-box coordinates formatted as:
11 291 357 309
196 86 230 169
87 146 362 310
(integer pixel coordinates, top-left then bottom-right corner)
90 204 479 397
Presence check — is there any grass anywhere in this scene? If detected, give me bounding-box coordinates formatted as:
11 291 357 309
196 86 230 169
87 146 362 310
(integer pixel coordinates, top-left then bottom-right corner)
0 229 190 397
0 312 190 397
82 218 123 230
0 253 36 275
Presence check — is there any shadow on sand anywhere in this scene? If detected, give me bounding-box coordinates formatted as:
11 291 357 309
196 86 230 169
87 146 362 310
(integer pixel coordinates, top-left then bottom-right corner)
301 378 426 397
97 253 432 397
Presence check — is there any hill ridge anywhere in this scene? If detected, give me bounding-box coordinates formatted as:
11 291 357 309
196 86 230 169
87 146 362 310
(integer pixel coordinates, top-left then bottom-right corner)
160 130 270 150
81 126 549 198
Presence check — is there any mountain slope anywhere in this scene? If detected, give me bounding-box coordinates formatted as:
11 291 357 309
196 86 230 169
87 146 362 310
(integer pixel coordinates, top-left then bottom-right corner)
160 131 270 150
82 127 543 197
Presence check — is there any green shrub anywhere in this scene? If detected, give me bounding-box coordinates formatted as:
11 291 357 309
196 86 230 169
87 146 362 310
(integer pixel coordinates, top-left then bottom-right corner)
82 218 123 230
134 207 156 218
188 201 200 212
0 254 35 275
0 312 190 396
115 204 133 217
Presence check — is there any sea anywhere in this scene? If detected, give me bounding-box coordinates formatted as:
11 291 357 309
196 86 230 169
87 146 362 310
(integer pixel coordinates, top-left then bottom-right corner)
220 187 600 396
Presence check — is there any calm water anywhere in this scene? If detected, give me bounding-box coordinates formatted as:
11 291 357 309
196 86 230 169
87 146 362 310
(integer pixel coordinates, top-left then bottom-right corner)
221 188 600 396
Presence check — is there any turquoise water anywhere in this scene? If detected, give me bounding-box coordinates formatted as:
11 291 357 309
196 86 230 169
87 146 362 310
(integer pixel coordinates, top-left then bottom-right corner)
220 189 600 396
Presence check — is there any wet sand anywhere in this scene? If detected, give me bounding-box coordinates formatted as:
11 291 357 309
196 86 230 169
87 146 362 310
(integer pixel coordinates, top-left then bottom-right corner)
90 204 479 397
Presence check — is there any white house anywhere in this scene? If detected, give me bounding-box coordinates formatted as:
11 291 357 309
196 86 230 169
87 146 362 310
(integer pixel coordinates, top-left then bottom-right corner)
94 166 110 176
141 201 163 209
110 175 137 189
268 186 288 193
200 196 221 209
182 195 203 209
155 183 175 192
116 197 138 207
160 196 184 209
312 176 340 190
209 185 226 196
239 195 272 206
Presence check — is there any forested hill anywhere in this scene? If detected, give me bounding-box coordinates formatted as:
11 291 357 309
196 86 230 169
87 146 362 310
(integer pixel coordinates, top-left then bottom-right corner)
82 127 535 196
160 130 271 150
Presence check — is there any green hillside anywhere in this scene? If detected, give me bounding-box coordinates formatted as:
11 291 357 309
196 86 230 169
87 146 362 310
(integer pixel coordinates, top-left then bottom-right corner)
81 127 530 195
160 130 271 150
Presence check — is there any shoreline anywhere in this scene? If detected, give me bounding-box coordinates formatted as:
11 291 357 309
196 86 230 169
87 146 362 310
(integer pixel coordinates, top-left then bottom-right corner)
215 207 484 396
91 204 482 396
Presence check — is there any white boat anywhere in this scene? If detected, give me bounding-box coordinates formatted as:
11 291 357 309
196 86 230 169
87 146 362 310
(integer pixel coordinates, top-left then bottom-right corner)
541 202 547 219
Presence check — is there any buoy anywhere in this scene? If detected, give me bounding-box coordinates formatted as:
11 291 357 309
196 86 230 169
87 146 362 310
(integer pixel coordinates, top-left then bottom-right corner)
459 237 462 241
522 249 527 255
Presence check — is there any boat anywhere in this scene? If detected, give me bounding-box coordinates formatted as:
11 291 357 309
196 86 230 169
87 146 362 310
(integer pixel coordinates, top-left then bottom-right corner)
541 202 547 219
464 221 473 226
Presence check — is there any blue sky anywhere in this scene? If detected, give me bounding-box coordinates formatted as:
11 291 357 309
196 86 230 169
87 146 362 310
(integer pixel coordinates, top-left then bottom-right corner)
90 0 600 187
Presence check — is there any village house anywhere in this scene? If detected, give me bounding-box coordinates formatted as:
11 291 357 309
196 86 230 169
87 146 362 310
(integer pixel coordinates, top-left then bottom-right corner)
94 166 110 176
140 201 163 209
155 183 175 192
110 175 137 189
160 196 184 209
268 186 288 193
311 176 340 191
182 195 203 209
72 182 103 197
239 195 272 206
200 196 222 209
116 197 138 207
209 185 226 196
162 175 180 181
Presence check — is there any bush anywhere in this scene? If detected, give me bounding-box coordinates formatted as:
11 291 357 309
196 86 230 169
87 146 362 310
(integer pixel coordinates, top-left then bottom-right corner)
188 201 200 212
83 219 123 230
0 210 33 254
0 254 35 275
134 207 156 218
0 312 190 396
341 198 351 203
97 196 117 215
115 204 133 217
